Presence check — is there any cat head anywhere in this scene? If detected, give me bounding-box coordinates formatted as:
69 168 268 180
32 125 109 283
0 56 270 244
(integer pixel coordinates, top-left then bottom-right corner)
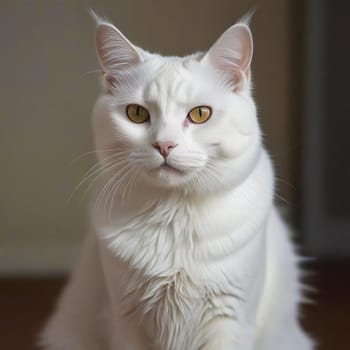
92 17 262 197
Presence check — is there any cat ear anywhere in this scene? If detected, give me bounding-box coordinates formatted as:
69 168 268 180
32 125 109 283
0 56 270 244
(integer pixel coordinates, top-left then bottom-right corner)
94 17 143 74
202 23 253 91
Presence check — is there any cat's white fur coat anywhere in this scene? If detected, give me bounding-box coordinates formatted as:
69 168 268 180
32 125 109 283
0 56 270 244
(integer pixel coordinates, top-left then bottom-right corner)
41 16 314 350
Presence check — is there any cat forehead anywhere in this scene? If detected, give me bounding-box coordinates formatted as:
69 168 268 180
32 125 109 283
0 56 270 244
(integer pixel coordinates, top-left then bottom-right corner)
144 61 191 104
141 55 228 107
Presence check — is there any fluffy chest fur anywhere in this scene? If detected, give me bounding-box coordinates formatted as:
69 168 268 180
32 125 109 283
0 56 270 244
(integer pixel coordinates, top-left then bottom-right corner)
97 154 272 350
99 200 257 350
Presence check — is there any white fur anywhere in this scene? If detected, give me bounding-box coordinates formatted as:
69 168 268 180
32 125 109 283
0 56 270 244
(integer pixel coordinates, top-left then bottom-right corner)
41 17 314 350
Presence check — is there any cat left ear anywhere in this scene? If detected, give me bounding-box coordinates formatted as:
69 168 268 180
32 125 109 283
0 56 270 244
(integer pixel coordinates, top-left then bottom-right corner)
202 23 253 91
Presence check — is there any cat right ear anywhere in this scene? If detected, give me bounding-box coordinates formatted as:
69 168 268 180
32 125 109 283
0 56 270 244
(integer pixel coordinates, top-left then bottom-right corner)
95 23 142 72
92 13 143 89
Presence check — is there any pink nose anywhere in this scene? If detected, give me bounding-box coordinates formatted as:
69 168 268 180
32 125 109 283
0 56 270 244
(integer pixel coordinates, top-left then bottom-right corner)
152 141 177 158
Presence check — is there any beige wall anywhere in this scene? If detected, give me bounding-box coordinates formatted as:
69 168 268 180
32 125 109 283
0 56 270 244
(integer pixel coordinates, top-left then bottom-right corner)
0 0 296 274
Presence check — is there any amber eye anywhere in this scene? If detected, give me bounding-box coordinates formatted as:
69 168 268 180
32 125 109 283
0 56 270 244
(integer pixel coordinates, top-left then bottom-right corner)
126 104 150 123
187 106 212 124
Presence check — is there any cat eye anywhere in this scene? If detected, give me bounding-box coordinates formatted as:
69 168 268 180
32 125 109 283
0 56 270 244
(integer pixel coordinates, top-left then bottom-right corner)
187 106 212 124
126 104 150 123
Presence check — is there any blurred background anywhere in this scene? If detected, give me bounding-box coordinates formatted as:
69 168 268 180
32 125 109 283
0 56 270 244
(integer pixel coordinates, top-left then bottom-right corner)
1 0 349 349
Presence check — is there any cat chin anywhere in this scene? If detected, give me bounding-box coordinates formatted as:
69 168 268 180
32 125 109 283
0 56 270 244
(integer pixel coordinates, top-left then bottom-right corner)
142 165 195 189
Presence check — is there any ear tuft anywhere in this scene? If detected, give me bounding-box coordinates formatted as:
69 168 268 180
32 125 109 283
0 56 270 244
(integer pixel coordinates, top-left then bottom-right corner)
202 23 253 91
89 9 109 27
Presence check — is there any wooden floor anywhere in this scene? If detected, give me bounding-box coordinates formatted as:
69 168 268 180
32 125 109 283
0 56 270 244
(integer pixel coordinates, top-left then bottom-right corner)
1 262 349 349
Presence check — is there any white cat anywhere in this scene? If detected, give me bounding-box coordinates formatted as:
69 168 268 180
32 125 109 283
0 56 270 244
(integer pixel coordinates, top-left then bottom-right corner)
40 15 314 350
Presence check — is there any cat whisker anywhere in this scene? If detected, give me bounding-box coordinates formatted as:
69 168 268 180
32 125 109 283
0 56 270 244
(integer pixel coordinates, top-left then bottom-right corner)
80 69 104 78
67 156 129 205
66 149 129 204
198 167 224 193
106 166 137 223
121 167 137 203
94 161 130 213
274 192 289 205
82 152 129 182
80 161 126 205
68 147 124 166
106 172 126 222
95 171 120 216
105 166 136 222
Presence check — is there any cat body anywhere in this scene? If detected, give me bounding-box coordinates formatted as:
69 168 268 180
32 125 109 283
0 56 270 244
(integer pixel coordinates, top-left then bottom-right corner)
41 16 314 350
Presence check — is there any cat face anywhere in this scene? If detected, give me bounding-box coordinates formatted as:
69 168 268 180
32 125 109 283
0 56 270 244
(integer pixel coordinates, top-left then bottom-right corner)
92 19 261 195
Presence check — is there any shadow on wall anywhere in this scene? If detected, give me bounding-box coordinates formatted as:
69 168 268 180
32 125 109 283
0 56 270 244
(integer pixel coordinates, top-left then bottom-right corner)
302 0 350 259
